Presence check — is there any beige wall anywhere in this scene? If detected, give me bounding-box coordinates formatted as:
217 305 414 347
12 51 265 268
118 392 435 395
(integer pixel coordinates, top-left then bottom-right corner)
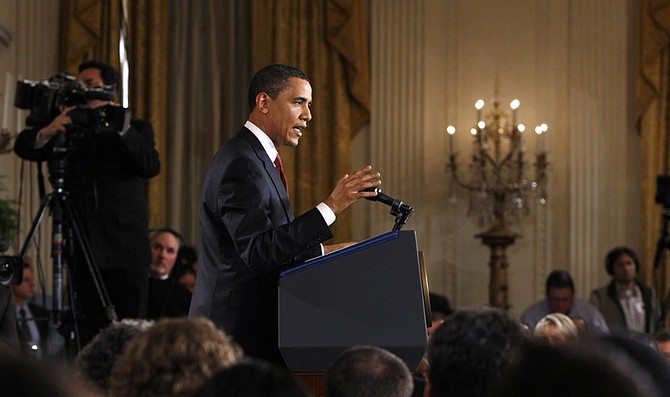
354 0 638 317
0 0 60 293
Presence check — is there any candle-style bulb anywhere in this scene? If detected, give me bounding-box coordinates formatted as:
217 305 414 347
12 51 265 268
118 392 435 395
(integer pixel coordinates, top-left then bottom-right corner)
447 125 456 156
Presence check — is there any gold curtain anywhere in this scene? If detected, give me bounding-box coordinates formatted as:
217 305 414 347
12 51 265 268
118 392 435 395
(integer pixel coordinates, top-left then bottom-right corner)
59 0 168 227
251 0 370 242
638 0 670 304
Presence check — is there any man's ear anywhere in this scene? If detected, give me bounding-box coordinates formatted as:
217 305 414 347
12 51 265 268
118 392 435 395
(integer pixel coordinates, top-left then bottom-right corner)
256 92 270 114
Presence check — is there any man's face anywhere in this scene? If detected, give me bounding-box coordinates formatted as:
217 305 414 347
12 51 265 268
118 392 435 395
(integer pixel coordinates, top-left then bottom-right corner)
612 254 637 284
79 67 110 108
263 77 312 148
12 267 35 301
546 287 574 315
149 232 180 278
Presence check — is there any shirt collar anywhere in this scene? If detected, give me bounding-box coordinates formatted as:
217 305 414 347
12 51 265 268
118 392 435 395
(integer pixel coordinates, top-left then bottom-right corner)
616 283 640 299
245 120 277 162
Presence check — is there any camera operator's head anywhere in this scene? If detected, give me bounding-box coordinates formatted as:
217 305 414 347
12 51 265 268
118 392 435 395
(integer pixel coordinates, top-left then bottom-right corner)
78 60 118 108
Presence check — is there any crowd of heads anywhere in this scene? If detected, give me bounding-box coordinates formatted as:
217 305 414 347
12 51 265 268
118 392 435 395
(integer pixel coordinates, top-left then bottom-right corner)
5 261 670 397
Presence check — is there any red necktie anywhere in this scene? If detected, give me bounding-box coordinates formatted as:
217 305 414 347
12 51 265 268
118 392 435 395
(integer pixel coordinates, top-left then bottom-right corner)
274 153 288 194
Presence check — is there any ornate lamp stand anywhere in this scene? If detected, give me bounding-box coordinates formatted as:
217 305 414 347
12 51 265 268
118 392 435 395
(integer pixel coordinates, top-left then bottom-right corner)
448 96 548 309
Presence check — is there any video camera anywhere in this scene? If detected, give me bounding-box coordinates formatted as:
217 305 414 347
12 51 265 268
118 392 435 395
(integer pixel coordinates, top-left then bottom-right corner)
14 72 129 135
0 255 23 286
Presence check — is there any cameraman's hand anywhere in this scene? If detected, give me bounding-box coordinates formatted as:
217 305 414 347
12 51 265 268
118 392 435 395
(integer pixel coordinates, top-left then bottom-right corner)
36 106 75 142
323 165 381 214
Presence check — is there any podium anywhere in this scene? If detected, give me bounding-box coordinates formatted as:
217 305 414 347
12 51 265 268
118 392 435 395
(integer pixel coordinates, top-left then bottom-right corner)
278 230 429 375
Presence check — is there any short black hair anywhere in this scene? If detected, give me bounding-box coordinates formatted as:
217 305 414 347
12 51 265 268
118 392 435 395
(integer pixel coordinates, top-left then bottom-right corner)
427 307 527 397
247 64 309 111
605 246 640 275
430 292 454 320
78 60 119 90
545 270 575 293
325 345 413 397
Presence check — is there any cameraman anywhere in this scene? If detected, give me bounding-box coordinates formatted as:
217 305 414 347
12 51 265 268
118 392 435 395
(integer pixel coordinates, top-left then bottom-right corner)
14 60 160 345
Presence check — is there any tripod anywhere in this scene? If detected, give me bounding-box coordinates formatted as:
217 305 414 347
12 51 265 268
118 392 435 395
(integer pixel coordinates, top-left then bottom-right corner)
17 147 117 352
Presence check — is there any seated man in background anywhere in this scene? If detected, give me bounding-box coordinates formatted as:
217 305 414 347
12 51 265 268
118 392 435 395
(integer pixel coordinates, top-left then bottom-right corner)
11 261 65 358
146 227 192 320
427 292 453 336
173 245 198 293
521 270 609 334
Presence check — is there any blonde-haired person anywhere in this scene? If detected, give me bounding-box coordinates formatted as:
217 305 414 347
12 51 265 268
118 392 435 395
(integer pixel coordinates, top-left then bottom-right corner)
533 313 579 346
108 317 243 397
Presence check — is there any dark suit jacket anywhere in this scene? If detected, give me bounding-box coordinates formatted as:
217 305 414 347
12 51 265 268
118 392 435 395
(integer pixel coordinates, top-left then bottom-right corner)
0 286 19 353
16 302 65 358
13 118 160 270
190 127 332 365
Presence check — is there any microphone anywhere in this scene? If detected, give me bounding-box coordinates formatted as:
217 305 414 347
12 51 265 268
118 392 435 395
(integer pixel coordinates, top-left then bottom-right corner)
362 187 414 214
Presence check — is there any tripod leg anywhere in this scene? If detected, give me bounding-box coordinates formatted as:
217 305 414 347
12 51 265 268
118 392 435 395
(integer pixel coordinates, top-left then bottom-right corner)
17 194 55 259
60 195 118 324
14 193 69 328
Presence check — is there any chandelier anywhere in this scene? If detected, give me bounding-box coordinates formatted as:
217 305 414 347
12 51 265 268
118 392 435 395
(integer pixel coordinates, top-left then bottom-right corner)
446 94 549 310
447 96 548 233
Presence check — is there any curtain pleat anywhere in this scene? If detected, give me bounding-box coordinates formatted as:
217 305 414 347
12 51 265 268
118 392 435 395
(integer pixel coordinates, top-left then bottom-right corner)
251 0 370 242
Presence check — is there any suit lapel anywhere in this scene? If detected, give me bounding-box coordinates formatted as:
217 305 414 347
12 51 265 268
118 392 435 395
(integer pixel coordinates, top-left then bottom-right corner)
239 128 294 221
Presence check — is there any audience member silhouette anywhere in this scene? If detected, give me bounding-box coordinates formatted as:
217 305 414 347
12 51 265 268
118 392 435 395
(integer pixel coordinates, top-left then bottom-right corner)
325 345 414 397
0 350 103 397
492 340 660 397
194 358 310 397
108 317 243 397
595 333 670 395
427 292 453 336
75 318 154 392
425 307 527 397
174 245 198 293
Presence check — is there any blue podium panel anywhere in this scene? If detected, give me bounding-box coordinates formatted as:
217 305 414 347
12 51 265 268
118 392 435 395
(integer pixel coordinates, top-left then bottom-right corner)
278 230 428 373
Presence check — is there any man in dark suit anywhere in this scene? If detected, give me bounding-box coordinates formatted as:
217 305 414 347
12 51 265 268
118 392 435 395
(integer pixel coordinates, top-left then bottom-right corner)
13 60 160 346
189 64 381 366
0 285 19 354
12 263 65 358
